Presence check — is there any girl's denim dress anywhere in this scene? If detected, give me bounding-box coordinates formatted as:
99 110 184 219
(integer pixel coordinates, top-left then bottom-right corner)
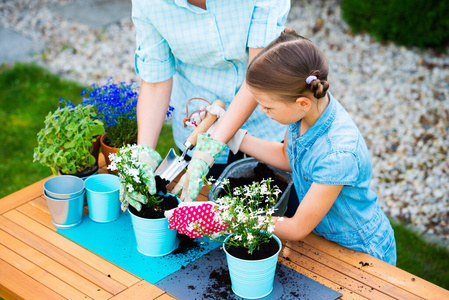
287 93 397 265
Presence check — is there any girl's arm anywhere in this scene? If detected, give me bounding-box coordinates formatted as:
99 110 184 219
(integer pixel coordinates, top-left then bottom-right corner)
137 78 173 148
211 48 262 144
273 183 343 241
239 130 291 172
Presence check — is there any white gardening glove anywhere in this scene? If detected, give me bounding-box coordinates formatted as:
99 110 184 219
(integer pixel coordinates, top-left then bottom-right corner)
172 133 226 202
185 105 247 154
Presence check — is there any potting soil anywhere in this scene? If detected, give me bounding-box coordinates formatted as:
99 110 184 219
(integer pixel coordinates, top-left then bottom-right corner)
226 236 279 260
127 176 177 219
219 162 288 200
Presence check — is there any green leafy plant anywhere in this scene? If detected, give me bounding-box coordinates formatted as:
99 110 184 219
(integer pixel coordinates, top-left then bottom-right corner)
197 178 284 254
33 100 105 175
341 0 449 49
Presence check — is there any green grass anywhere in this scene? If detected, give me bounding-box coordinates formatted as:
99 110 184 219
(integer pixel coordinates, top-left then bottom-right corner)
0 63 175 198
0 63 86 197
1 63 448 290
391 219 449 289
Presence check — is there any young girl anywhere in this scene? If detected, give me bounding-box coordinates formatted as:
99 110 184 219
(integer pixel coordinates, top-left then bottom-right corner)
170 29 397 265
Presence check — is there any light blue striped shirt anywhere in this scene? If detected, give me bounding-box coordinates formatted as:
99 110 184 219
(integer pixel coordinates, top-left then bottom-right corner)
132 0 290 163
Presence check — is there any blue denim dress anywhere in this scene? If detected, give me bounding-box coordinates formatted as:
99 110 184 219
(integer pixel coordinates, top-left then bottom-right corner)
287 93 397 265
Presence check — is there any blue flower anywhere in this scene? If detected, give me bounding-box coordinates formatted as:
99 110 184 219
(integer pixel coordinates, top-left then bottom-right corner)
80 79 174 148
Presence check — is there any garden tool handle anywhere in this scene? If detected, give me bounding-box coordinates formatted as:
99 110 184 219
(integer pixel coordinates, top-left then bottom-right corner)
184 100 225 149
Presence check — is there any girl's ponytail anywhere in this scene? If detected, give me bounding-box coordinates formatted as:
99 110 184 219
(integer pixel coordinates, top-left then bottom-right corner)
281 28 297 35
307 70 329 99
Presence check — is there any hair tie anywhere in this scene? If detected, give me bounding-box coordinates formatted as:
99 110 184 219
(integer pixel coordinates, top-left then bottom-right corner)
306 75 317 85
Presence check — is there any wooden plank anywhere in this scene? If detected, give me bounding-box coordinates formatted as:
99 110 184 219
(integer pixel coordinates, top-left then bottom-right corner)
155 294 178 300
98 152 106 167
3 210 140 288
0 259 65 300
0 285 21 300
29 196 50 214
0 229 112 300
109 281 165 300
0 215 126 296
285 240 422 300
282 246 394 299
0 243 91 299
301 234 449 298
278 257 367 300
16 201 54 230
0 176 51 214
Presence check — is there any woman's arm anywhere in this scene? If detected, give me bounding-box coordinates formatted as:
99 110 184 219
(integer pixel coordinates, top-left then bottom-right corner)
239 130 291 172
273 183 343 241
211 48 262 144
137 78 173 148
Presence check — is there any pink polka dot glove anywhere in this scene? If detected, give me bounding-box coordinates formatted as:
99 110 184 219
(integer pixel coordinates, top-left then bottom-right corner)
172 133 226 202
119 145 162 212
166 202 228 238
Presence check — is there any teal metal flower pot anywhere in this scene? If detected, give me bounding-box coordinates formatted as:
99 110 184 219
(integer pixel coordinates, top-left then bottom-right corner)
223 234 282 299
85 174 121 223
129 194 180 256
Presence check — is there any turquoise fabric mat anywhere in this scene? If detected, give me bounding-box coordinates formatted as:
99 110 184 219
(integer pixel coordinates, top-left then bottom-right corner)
57 211 220 283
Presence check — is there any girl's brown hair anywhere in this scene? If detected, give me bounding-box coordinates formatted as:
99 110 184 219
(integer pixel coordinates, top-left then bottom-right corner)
247 28 329 102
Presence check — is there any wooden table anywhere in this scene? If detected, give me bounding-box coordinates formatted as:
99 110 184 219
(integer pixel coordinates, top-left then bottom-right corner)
1 155 448 300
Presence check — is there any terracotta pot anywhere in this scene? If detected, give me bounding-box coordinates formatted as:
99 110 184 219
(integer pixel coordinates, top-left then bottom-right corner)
100 133 118 175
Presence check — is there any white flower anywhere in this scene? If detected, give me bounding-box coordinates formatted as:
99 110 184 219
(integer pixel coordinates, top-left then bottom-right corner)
237 211 247 223
267 224 275 233
247 233 254 241
206 176 216 186
107 161 117 171
273 188 282 197
220 210 232 222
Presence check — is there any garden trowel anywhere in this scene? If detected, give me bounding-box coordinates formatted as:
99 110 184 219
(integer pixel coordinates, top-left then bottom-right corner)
155 100 225 186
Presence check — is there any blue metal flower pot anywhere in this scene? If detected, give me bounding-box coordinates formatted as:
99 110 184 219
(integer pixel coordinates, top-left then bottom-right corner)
85 174 121 223
129 194 180 257
223 234 282 299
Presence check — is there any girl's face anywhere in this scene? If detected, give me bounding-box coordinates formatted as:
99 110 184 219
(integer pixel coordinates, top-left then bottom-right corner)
251 89 304 125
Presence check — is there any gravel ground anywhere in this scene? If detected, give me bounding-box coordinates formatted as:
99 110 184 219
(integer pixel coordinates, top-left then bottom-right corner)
1 0 448 248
